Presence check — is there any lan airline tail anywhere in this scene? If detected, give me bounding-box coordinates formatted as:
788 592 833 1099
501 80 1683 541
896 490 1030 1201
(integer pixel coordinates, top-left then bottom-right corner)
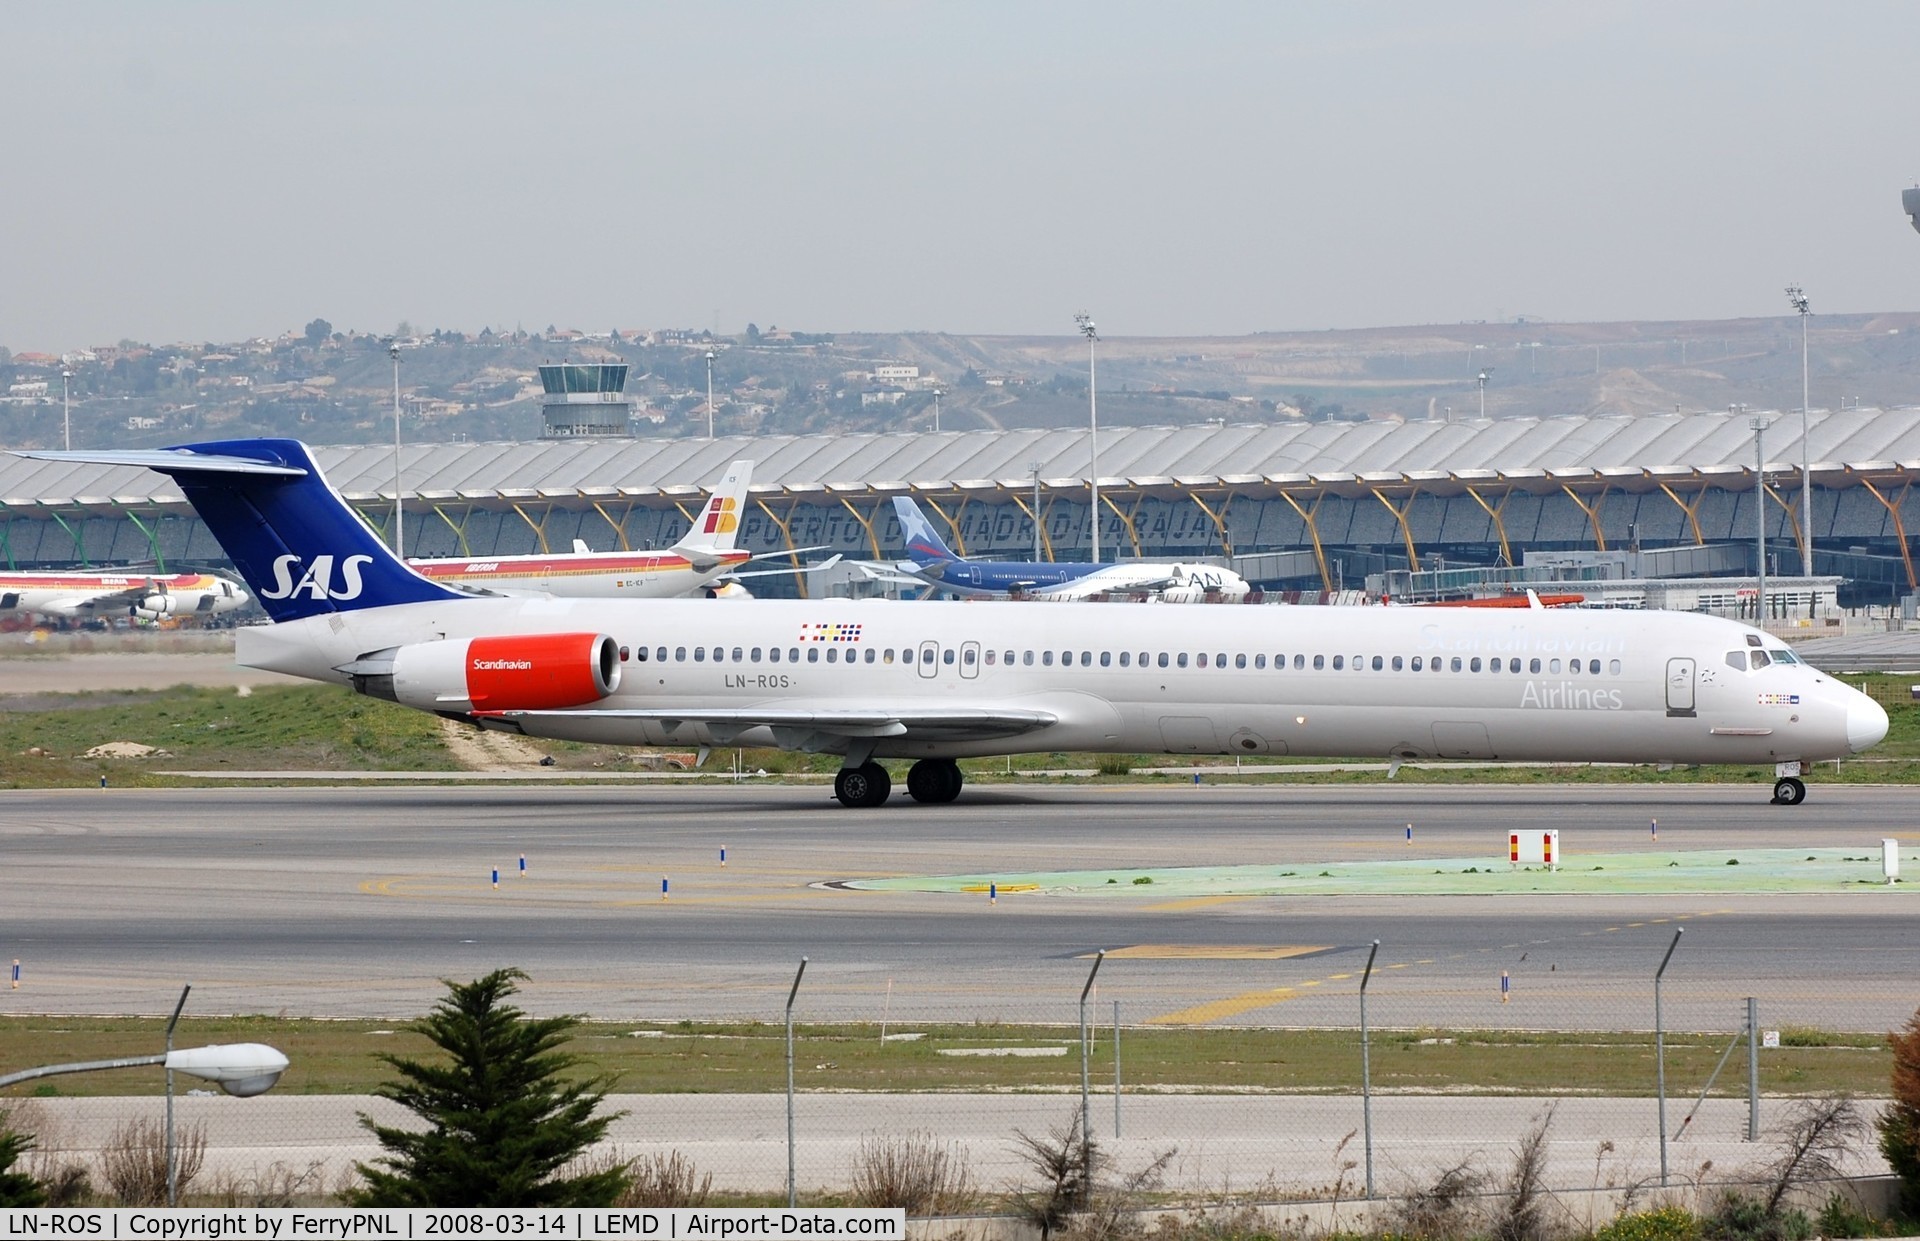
892 496 959 567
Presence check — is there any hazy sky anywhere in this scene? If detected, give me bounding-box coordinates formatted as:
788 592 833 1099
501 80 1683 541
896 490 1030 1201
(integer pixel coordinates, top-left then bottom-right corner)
7 2 1920 351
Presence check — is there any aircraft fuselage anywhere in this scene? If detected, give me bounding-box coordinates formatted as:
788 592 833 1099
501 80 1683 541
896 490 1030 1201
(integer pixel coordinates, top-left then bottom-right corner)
239 595 1879 769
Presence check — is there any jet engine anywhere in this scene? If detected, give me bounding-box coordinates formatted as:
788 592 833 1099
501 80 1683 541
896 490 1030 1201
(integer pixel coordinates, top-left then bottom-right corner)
131 594 177 618
345 632 622 713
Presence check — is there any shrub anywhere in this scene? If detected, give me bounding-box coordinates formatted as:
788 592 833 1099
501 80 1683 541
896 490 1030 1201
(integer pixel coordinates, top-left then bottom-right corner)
1010 1113 1098 1241
617 1151 713 1208
1592 1206 1701 1241
1701 1192 1810 1241
1391 1159 1485 1240
1879 1007 1920 1211
848 1131 974 1216
1815 1192 1889 1239
99 1117 205 1206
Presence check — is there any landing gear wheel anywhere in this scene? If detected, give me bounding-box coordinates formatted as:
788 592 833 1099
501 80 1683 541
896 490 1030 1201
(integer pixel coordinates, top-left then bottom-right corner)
835 762 893 808
1771 776 1806 806
907 758 965 804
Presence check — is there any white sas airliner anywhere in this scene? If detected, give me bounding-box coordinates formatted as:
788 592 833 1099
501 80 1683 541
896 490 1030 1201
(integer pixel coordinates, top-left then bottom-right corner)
15 439 1889 809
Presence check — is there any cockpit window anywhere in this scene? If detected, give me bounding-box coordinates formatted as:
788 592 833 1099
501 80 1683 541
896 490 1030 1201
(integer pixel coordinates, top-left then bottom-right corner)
1725 651 1747 671
1749 650 1771 669
1745 634 1763 648
1773 649 1801 665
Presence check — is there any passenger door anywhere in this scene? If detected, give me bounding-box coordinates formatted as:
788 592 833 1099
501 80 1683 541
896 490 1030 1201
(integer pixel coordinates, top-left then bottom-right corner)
1665 657 1697 717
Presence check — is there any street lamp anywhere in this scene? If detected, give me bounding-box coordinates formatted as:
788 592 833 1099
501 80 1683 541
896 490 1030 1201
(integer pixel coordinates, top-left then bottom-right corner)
1751 416 1771 626
1075 312 1100 562
0 985 289 1207
1029 461 1044 561
1786 286 1812 576
932 387 943 433
61 368 72 450
389 341 404 558
1476 368 1494 420
705 349 717 441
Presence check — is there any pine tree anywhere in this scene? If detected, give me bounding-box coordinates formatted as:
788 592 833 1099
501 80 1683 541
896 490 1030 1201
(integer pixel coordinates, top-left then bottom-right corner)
348 969 627 1206
0 1124 47 1207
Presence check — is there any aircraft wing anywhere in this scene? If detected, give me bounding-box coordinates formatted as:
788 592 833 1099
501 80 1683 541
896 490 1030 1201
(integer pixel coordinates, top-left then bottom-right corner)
478 704 1057 746
725 554 843 580
62 581 172 611
846 560 931 587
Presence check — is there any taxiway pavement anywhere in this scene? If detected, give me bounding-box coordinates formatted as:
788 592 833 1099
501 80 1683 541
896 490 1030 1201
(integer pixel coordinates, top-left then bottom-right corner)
2 783 1913 1032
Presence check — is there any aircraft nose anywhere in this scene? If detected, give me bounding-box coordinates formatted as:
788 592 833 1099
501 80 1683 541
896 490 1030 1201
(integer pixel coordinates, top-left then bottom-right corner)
1847 693 1889 753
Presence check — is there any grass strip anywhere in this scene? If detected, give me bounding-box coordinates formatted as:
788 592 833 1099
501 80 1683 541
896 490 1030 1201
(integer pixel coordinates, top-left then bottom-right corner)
0 1017 1889 1098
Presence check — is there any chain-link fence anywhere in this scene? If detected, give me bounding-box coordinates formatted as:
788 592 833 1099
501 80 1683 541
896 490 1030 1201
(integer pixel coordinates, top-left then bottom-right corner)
6 940 1908 1209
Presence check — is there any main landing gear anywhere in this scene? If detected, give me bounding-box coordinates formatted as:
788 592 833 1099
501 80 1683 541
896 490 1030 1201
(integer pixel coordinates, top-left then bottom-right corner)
906 758 964 804
1771 777 1806 806
834 762 891 809
832 758 966 808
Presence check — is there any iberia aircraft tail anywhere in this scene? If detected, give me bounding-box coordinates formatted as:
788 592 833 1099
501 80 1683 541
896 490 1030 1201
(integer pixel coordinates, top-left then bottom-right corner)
13 439 468 624
668 459 752 571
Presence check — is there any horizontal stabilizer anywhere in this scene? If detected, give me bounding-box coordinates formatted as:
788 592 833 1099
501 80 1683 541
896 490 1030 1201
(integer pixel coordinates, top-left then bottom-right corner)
14 447 306 476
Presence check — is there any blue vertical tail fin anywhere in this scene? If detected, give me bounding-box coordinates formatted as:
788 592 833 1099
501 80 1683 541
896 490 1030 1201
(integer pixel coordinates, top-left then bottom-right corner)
12 439 467 623
892 496 962 567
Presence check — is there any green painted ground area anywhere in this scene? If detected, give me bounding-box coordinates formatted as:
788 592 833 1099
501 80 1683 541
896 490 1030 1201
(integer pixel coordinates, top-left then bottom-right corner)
848 847 1920 897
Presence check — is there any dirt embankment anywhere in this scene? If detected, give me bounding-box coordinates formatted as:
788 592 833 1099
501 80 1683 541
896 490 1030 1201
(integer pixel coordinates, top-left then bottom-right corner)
436 717 553 770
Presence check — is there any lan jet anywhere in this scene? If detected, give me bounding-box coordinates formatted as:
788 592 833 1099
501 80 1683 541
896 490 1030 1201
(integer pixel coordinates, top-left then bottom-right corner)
877 496 1252 601
0 569 248 622
13 438 1889 810
408 460 832 599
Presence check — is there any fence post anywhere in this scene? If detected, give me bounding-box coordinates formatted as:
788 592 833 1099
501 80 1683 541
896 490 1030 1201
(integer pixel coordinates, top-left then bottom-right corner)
1747 996 1759 1141
1080 949 1105 1202
164 983 190 1208
1655 928 1683 1186
1113 999 1122 1138
785 957 808 1209
1359 939 1380 1200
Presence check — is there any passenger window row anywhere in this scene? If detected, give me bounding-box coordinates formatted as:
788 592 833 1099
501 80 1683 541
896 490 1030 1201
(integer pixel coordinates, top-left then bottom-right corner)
627 644 1625 676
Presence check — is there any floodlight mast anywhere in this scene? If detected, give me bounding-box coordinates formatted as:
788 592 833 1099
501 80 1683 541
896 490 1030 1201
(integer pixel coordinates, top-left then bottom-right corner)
1076 312 1100 562
389 342 404 558
705 349 717 441
1476 368 1494 420
1786 286 1812 576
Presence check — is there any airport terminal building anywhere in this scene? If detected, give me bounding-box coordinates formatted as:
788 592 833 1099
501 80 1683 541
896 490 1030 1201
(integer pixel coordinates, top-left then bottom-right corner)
3 406 1918 610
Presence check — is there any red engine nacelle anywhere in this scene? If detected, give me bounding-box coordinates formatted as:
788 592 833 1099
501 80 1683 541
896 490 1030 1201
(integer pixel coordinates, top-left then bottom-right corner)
388 632 621 713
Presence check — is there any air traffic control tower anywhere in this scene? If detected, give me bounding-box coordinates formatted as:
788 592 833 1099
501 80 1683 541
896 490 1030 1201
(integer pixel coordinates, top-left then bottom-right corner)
539 362 632 438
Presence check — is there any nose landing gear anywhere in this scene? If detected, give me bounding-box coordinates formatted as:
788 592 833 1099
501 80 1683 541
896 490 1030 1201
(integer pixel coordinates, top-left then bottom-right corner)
1771 776 1806 806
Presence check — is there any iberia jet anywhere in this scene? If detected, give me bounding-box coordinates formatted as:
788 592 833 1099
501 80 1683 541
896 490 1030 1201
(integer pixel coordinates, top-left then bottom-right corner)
0 569 249 622
14 439 1889 809
408 460 812 599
